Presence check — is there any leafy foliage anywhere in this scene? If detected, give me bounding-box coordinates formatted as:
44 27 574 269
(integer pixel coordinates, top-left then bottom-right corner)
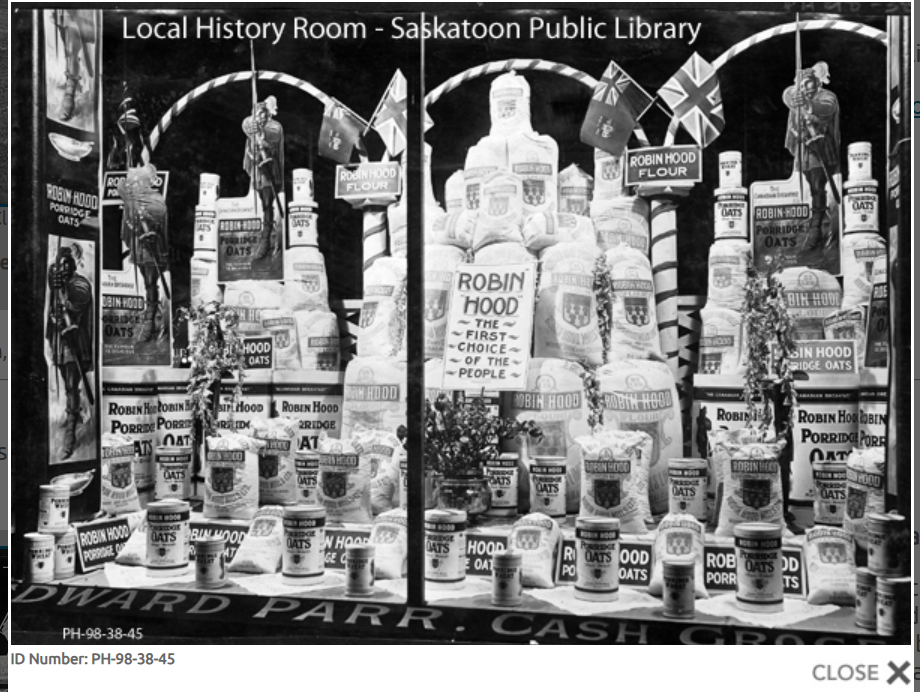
593 253 615 358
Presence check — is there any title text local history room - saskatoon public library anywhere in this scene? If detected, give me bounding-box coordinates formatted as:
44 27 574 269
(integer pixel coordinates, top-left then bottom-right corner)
8 4 914 646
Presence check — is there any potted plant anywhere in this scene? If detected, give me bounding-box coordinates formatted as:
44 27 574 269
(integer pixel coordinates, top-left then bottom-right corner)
425 394 542 521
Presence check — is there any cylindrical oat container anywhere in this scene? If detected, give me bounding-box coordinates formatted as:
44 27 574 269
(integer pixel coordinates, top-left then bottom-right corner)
293 451 320 505
54 528 78 580
812 459 847 526
485 454 519 517
195 536 228 589
345 544 376 597
876 577 910 638
282 505 326 586
38 484 70 534
662 559 696 619
424 509 467 590
734 522 784 613
492 550 524 607
193 206 219 254
719 151 743 188
198 173 221 208
847 142 872 182
530 457 566 521
146 500 191 578
668 458 707 521
866 513 906 577
24 533 55 583
843 181 879 234
155 446 193 501
575 517 620 602
713 188 749 241
855 567 877 630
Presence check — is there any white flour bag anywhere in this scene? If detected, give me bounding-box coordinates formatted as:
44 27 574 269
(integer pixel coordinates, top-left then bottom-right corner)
250 417 298 506
534 243 604 366
425 244 466 360
489 71 533 136
358 257 407 359
351 426 403 515
715 442 785 537
464 135 508 213
522 212 595 252
558 163 593 216
823 307 867 364
707 240 751 311
605 245 663 361
474 242 535 266
804 527 856 606
190 255 222 307
591 197 650 254
282 247 329 310
342 357 407 439
223 280 284 335
472 171 525 250
509 131 559 216
228 505 284 574
698 306 745 375
597 359 681 516
500 358 593 513
204 432 264 520
444 170 465 213
508 513 561 588
593 149 626 200
101 432 142 516
428 210 475 250
317 435 373 525
370 509 408 579
260 309 300 370
574 430 651 534
841 233 886 310
294 309 340 371
648 513 708 598
844 447 886 550
776 267 842 341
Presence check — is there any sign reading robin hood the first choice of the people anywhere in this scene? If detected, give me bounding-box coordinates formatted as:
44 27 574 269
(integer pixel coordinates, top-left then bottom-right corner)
441 263 536 392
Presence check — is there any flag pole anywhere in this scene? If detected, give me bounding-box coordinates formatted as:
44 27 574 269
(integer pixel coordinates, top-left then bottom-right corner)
364 70 398 137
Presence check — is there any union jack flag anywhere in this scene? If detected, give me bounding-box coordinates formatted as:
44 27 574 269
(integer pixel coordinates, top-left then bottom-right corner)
580 61 653 156
372 70 408 157
658 53 725 148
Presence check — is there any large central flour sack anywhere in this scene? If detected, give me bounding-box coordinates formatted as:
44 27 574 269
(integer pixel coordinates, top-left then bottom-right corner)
605 245 663 361
424 245 466 360
597 360 681 515
534 243 603 366
358 257 407 359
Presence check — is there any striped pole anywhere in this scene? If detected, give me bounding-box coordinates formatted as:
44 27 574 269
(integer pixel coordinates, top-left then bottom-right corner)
363 207 388 276
650 200 680 380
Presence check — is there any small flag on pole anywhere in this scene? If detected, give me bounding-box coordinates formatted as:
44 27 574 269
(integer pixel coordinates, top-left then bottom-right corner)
318 100 364 164
371 69 408 157
657 52 725 148
579 61 654 156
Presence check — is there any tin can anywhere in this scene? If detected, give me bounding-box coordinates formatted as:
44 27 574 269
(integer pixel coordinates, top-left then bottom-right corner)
282 505 326 585
491 550 523 607
193 206 218 254
287 205 319 248
713 188 749 241
23 533 55 583
662 559 696 619
855 567 877 630
53 528 77 580
575 517 620 602
876 576 910 637
146 500 191 578
812 460 847 526
668 458 708 521
38 484 70 534
292 169 317 204
843 181 879 234
293 451 320 505
719 151 743 188
195 536 228 589
424 509 467 589
734 523 784 613
847 142 872 182
866 513 906 577
198 173 221 208
345 544 376 597
154 446 193 501
485 454 519 517
530 457 566 521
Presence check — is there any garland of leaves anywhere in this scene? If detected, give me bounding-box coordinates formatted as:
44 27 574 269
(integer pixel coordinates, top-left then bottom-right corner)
391 275 408 357
177 301 246 441
593 253 615 360
579 364 604 431
741 260 798 436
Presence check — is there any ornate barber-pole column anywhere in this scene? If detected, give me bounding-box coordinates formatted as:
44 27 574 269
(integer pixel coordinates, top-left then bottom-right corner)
649 198 681 379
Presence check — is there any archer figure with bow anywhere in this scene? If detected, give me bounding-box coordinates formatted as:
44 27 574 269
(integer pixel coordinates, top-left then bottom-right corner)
783 60 841 254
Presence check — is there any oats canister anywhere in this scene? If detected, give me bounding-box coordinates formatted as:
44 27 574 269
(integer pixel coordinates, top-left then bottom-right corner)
293 451 320 505
530 457 566 521
734 522 784 613
195 536 228 589
719 151 743 188
575 517 620 602
154 446 193 500
146 500 191 578
24 533 55 583
38 484 71 534
866 512 906 577
855 567 877 630
662 558 696 619
282 505 326 585
812 459 847 526
424 509 467 590
668 458 708 521
491 550 524 607
485 453 519 517
53 528 77 580
345 544 376 597
875 576 910 638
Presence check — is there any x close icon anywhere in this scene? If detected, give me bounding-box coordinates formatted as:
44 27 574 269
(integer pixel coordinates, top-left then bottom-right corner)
886 662 909 685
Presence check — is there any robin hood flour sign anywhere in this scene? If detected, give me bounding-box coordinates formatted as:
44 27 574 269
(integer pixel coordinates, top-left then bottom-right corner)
442 263 536 392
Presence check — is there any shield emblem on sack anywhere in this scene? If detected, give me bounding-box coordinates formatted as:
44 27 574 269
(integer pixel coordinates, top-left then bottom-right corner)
817 543 845 565
741 478 771 510
535 420 566 456
467 184 480 210
666 532 693 556
701 353 723 375
274 331 290 349
514 528 542 551
259 455 279 479
375 526 399 544
754 578 767 591
317 352 338 371
498 99 517 120
624 297 649 326
847 487 867 520
562 293 591 328
523 180 545 207
359 302 378 329
593 479 621 510
251 517 275 538
568 199 587 215
322 471 348 500
713 267 732 289
211 467 235 494
602 158 621 181
303 275 320 293
110 461 132 490
488 194 509 217
425 289 448 323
